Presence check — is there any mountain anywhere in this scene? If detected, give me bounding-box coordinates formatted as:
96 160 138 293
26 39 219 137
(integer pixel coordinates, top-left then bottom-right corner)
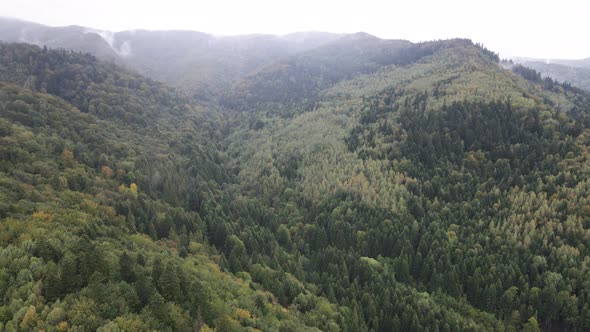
512 55 590 91
224 37 495 114
2 21 590 331
116 30 342 101
512 59 590 91
0 17 121 60
0 18 342 100
547 58 590 69
224 38 590 331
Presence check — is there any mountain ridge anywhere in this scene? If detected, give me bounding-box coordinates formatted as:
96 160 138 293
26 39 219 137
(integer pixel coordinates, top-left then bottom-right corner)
513 56 590 67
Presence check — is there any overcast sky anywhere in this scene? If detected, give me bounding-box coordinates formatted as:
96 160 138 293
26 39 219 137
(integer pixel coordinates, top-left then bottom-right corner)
2 0 589 59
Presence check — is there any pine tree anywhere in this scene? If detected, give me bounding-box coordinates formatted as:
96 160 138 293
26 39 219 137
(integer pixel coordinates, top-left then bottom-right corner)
159 261 180 302
43 262 62 302
119 251 136 283
523 317 540 332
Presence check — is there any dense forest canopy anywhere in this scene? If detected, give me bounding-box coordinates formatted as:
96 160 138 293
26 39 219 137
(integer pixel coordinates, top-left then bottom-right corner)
0 25 590 332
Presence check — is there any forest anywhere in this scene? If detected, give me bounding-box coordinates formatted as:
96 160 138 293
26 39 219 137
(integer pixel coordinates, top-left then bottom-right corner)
0 35 590 332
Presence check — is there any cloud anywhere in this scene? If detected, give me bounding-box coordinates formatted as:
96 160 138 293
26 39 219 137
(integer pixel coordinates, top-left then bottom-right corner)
84 28 132 57
18 28 41 45
118 40 132 57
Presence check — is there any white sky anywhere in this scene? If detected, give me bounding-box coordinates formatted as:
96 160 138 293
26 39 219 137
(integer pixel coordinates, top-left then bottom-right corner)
2 0 589 59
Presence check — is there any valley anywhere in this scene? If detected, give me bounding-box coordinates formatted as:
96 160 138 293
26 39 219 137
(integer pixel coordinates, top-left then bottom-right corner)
0 18 590 331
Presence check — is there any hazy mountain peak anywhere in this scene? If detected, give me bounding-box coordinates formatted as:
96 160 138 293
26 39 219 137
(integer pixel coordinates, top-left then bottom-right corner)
346 31 379 39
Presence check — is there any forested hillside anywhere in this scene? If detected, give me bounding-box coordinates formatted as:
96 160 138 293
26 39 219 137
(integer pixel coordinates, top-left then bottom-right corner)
1 31 590 332
0 44 338 331
219 39 590 331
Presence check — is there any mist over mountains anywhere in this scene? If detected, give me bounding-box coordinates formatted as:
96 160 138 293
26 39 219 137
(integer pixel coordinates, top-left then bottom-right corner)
3 17 589 96
0 17 345 99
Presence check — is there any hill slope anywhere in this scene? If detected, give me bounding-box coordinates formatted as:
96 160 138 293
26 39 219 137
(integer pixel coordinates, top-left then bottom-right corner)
222 38 590 331
0 44 346 331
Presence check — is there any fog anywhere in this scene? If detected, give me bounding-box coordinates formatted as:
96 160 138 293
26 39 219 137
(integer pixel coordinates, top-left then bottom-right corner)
2 0 589 59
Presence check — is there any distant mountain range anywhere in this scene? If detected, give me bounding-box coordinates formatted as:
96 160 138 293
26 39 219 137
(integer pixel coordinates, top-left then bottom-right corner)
512 56 590 90
4 17 590 96
513 56 590 69
0 17 343 100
